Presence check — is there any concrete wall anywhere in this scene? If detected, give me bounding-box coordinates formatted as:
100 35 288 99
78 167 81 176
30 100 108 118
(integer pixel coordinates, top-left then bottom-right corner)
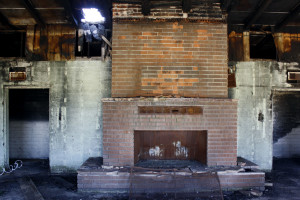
229 61 299 170
0 60 111 172
9 121 49 159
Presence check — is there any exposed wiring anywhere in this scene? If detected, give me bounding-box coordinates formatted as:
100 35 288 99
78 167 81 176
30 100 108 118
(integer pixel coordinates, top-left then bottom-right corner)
0 160 23 176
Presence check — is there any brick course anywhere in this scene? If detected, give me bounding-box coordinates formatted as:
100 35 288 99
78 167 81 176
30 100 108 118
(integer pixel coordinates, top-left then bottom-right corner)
112 3 224 20
102 98 237 167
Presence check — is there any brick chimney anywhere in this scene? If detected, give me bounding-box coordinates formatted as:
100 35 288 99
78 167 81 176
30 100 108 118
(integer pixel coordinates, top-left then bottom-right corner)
102 2 237 167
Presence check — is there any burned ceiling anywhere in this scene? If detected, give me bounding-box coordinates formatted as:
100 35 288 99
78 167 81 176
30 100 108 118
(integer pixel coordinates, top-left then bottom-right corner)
226 0 300 33
0 0 299 33
0 0 112 30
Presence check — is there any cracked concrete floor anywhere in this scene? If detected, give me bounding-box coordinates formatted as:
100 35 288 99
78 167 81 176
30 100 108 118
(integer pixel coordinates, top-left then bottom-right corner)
0 158 300 200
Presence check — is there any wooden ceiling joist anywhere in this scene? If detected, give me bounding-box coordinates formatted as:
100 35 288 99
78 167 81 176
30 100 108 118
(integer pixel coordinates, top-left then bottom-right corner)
182 0 192 13
244 0 273 30
141 0 151 15
22 0 46 28
221 0 232 13
275 1 300 31
0 11 20 30
60 0 78 27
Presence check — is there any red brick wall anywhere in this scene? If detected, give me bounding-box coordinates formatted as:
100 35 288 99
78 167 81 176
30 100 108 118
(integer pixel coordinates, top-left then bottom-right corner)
102 98 237 167
112 22 228 98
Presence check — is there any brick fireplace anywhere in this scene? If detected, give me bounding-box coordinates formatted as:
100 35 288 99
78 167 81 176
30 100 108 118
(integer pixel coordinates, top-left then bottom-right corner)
103 2 236 167
102 98 237 167
78 2 265 193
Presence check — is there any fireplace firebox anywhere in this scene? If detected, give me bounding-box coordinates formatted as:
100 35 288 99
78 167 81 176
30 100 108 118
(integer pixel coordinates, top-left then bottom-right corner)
134 130 207 165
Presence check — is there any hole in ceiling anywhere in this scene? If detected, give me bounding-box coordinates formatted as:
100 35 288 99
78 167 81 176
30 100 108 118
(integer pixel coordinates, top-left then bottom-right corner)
81 8 105 24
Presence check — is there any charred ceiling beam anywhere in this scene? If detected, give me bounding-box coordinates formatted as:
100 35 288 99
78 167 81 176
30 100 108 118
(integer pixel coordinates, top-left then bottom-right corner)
22 0 46 28
275 1 300 31
244 0 273 30
141 0 151 15
152 2 181 8
112 0 181 8
221 0 232 13
182 0 192 13
60 0 78 27
0 11 20 30
112 0 140 4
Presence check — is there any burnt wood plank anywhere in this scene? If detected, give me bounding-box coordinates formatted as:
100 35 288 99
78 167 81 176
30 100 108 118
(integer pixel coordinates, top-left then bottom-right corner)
61 25 70 60
26 25 35 54
54 24 62 61
68 26 75 60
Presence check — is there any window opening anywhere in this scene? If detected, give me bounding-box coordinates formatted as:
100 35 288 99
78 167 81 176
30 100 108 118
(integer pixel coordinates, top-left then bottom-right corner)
250 33 276 60
0 32 25 57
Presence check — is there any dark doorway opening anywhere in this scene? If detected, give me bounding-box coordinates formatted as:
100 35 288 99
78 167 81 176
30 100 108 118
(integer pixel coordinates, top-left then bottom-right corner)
9 89 49 164
250 33 276 60
273 91 300 158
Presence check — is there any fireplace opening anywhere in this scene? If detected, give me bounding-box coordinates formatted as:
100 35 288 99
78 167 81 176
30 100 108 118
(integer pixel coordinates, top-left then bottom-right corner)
134 130 207 168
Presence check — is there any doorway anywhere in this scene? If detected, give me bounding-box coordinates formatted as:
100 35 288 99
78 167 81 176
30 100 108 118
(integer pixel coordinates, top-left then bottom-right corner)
9 89 49 162
273 90 300 158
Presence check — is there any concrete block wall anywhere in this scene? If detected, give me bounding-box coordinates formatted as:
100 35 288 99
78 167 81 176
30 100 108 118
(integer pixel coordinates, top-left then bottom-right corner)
0 60 111 172
229 61 299 170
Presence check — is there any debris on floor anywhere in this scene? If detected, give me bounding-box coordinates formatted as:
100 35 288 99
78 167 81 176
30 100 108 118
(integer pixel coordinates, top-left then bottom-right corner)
0 158 300 199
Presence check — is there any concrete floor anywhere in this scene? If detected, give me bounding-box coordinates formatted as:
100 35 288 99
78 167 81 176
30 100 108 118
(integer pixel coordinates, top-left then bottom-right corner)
0 158 299 200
